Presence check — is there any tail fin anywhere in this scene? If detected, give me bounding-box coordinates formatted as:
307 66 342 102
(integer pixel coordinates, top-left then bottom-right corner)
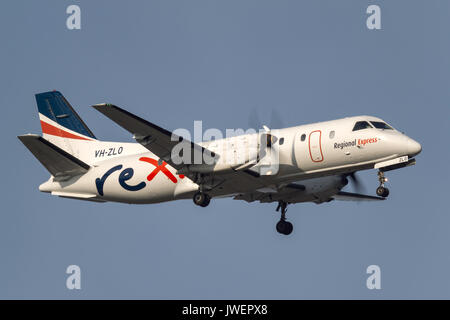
36 91 96 155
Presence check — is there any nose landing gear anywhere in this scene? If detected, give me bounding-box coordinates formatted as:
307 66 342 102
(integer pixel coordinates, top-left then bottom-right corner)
376 170 390 198
275 201 293 235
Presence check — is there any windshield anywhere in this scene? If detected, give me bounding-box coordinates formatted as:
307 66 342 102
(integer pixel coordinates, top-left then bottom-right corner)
352 121 373 131
370 121 393 130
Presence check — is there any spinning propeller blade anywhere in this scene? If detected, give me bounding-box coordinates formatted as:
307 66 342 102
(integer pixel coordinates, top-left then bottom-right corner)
347 172 367 194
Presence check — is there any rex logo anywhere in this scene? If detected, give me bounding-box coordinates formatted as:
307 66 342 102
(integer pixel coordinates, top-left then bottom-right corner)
95 157 185 196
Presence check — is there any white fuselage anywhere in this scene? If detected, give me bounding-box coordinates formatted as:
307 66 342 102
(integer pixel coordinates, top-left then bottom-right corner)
38 115 421 204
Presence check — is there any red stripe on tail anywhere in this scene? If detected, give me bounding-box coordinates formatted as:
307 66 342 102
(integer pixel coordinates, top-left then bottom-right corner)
40 121 92 141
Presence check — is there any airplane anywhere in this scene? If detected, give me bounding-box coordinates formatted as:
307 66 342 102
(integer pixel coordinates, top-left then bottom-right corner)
18 91 422 235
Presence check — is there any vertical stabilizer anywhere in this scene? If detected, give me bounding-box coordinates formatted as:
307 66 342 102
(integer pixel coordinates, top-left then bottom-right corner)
35 91 96 155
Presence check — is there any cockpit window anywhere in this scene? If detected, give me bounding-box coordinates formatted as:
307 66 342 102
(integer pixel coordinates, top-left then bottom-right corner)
370 121 393 130
352 121 372 131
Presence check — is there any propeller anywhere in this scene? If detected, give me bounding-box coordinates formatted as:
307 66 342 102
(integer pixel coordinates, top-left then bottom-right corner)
346 172 367 194
248 107 262 131
270 108 285 130
247 107 285 131
248 107 282 153
247 108 284 175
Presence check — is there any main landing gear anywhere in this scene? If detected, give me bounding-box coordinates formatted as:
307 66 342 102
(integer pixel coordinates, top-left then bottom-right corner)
376 170 390 198
193 191 211 207
275 201 293 235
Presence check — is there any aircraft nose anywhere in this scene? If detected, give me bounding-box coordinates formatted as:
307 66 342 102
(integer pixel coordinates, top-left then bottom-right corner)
407 138 422 157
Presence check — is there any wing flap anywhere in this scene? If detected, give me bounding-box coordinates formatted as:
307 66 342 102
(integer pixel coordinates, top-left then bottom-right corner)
18 134 90 180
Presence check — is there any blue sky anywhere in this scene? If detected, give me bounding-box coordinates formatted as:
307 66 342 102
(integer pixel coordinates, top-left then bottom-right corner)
0 0 449 298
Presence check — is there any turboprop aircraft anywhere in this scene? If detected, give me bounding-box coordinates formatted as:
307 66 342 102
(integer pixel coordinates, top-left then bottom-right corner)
18 91 422 235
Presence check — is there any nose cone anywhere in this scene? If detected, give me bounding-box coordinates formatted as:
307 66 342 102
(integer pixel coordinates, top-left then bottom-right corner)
407 138 422 157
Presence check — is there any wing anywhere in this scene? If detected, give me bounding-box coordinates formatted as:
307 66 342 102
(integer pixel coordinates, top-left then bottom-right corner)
232 182 307 203
18 134 90 181
92 104 273 194
332 191 385 201
92 104 215 171
233 187 385 204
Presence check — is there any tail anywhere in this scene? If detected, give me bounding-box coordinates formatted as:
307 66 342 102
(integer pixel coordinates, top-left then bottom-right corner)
36 91 97 156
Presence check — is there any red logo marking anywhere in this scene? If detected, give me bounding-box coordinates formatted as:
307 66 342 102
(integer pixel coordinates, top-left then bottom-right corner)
139 157 184 183
40 120 92 141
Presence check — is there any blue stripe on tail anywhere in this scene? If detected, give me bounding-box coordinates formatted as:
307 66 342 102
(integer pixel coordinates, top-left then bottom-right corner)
35 91 96 139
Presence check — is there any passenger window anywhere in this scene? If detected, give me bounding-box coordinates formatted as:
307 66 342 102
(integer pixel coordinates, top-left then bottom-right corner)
352 121 372 131
279 137 284 145
300 134 306 141
370 121 393 130
329 131 335 139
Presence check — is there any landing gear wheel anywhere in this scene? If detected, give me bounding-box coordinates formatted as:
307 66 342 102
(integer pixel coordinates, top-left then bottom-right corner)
376 186 389 198
276 220 293 235
193 192 211 207
285 221 293 235
276 220 285 234
201 196 210 207
376 171 390 198
275 201 293 235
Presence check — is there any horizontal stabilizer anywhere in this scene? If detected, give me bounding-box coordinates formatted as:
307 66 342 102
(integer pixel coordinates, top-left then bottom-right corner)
18 134 90 180
332 191 385 201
